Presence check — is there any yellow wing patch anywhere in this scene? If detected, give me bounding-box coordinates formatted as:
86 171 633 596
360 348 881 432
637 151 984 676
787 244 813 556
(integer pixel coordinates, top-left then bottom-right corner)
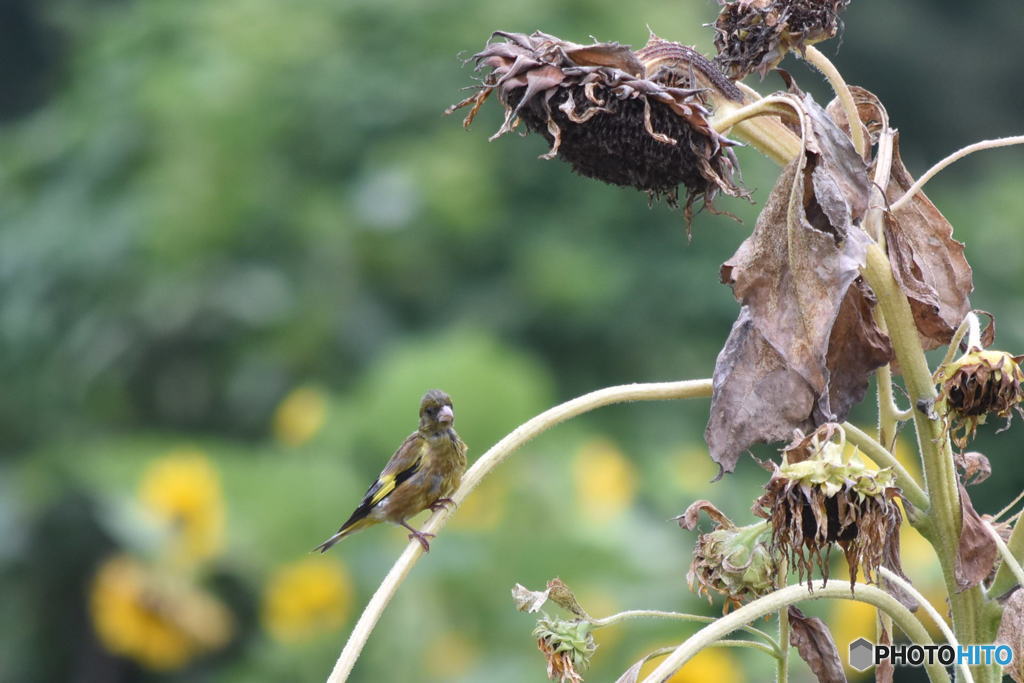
369 476 397 507
368 442 426 507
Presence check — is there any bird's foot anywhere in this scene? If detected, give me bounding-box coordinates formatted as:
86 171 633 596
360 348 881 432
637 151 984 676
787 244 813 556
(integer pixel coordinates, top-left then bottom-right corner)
428 497 456 513
400 521 436 552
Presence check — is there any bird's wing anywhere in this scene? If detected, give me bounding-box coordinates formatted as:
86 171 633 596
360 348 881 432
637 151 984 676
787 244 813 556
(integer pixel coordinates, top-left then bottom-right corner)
361 432 426 508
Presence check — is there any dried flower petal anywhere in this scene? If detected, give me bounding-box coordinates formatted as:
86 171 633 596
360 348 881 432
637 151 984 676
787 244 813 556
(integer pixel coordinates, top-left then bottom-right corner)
534 617 596 683
448 31 745 227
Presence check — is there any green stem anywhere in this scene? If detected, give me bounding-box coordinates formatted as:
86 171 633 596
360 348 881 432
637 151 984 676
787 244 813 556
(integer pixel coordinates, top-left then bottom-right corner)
776 606 789 683
862 243 995 682
802 46 866 157
591 609 778 652
639 582 947 683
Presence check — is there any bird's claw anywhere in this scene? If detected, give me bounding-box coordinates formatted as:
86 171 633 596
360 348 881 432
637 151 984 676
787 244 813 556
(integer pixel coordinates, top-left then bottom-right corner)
407 530 436 552
428 497 456 513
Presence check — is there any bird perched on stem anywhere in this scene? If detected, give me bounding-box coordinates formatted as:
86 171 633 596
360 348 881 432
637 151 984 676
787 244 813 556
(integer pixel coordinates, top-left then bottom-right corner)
314 389 467 553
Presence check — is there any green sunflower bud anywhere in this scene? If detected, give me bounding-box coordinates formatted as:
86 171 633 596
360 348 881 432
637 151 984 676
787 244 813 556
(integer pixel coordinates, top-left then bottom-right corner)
533 617 596 683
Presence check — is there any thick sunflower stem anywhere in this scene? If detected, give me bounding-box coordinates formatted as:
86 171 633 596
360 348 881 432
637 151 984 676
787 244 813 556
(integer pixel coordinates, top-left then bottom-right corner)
862 244 996 683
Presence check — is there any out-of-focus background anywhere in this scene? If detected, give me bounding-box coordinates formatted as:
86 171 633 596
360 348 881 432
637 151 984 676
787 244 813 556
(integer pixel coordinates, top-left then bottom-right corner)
1 1 1022 681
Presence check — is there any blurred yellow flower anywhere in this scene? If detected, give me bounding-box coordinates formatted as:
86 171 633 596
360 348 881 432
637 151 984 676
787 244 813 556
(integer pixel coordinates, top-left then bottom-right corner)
138 450 225 563
89 554 233 671
262 557 353 644
425 631 479 679
273 385 328 446
637 646 745 683
573 438 637 524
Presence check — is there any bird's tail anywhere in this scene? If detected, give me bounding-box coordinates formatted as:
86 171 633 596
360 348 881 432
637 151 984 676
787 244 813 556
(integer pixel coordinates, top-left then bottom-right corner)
313 516 375 553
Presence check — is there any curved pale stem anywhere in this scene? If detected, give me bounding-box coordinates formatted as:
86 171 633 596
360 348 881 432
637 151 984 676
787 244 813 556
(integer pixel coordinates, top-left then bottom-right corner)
985 522 1024 590
890 136 1024 213
640 582 948 683
325 379 713 683
803 46 866 157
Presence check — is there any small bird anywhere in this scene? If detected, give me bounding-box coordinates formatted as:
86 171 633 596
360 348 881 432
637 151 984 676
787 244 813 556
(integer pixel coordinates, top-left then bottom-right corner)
315 389 467 553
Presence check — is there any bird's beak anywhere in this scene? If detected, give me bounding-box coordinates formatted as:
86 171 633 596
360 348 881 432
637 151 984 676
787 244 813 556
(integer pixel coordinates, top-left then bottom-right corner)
437 405 454 425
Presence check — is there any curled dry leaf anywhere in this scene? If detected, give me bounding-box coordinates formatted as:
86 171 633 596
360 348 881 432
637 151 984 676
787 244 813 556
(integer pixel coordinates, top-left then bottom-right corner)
512 583 551 613
876 621 894 683
674 499 736 530
997 589 1024 682
707 92 891 473
955 451 992 486
546 578 588 619
954 483 999 592
882 135 973 350
787 606 847 683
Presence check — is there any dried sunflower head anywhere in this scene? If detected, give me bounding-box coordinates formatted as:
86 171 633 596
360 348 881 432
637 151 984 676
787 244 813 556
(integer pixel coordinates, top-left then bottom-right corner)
447 31 746 226
753 427 903 591
533 616 596 683
676 500 776 612
713 0 852 79
935 348 1024 447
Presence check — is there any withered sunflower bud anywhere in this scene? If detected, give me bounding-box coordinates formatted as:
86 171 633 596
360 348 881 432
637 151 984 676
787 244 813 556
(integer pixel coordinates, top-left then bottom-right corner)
533 616 596 683
935 349 1024 448
754 438 904 591
713 0 852 79
447 31 746 227
690 523 776 612
675 500 776 611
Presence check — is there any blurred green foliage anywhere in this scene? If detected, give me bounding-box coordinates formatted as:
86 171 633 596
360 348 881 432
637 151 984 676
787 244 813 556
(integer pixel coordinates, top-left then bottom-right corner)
1 0 1022 682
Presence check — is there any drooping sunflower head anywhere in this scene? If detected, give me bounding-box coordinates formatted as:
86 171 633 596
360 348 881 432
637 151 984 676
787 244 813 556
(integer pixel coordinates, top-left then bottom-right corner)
935 348 1024 447
754 425 903 590
447 31 746 227
713 0 852 79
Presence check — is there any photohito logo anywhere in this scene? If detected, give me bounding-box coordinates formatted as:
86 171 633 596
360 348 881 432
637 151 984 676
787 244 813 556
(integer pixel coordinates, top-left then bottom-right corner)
848 638 1013 671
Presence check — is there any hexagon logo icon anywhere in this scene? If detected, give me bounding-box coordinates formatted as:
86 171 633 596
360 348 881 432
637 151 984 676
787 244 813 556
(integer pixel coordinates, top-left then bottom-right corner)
849 637 874 671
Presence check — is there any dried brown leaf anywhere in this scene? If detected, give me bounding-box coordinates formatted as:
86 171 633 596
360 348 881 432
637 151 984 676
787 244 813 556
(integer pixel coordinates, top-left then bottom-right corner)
674 500 735 530
512 583 551 613
955 451 992 486
875 622 894 683
955 483 1000 592
883 136 973 350
546 578 588 618
707 96 881 472
824 279 894 423
788 606 847 683
997 589 1024 682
